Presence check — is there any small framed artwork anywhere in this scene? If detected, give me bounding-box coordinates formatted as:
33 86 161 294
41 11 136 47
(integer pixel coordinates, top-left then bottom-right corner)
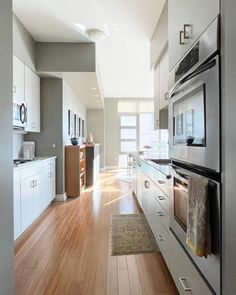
78 117 81 136
176 113 183 136
74 114 77 135
185 109 194 137
68 109 75 136
82 119 85 137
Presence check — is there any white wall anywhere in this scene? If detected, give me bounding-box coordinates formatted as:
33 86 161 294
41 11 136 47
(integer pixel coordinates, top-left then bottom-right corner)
63 80 87 146
87 109 105 168
0 1 14 294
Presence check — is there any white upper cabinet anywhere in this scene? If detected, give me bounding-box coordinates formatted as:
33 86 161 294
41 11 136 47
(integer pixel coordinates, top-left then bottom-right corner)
13 55 25 104
25 66 40 132
168 0 220 71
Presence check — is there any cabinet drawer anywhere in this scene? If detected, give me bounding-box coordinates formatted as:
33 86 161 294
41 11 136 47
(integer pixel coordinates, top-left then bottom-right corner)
153 197 169 232
169 234 212 295
21 163 42 181
154 186 170 215
155 218 171 268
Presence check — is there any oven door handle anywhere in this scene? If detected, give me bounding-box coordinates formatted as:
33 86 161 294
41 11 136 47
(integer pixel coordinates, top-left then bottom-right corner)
168 58 216 99
171 164 189 182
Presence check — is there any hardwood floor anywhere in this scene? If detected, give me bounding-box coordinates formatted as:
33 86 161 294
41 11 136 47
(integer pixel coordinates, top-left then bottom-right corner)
15 171 178 295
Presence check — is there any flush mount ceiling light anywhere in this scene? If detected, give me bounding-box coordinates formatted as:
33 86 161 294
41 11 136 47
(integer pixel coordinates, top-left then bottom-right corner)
85 28 107 42
94 94 99 97
74 23 108 42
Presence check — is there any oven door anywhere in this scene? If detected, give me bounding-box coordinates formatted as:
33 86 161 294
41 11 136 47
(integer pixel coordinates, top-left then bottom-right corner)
169 55 220 172
170 164 221 294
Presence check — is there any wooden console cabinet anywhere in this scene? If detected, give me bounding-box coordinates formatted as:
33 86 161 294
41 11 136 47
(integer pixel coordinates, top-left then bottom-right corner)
65 145 86 197
86 144 100 186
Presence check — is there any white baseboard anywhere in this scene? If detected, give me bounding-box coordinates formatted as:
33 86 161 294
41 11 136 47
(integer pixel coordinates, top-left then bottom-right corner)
54 193 67 202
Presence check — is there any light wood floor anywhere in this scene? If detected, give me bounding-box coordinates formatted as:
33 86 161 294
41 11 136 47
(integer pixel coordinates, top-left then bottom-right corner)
15 171 178 295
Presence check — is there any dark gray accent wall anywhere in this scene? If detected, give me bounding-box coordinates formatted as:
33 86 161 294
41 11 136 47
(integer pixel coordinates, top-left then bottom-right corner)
221 1 236 294
13 13 36 70
26 78 64 194
36 42 96 72
0 1 14 294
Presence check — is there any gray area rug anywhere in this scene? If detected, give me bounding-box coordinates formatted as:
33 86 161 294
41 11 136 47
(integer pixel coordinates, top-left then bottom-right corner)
110 213 159 256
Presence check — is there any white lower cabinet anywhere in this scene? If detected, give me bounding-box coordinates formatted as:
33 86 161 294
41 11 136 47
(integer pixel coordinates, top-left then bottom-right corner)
14 181 21 240
21 176 36 232
14 158 56 239
141 167 212 295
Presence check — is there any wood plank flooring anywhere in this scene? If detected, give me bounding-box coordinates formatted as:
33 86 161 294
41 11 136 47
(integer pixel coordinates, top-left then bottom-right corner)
15 171 178 295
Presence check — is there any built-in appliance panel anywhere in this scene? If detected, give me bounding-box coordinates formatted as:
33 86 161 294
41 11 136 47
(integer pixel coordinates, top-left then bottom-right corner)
169 55 220 172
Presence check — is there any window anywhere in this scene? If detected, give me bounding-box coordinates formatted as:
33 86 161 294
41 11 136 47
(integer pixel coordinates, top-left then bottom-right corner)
119 114 138 154
139 113 158 150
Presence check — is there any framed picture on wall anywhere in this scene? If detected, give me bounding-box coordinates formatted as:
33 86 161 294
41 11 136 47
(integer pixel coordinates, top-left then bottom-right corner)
82 119 85 137
74 114 77 135
78 117 81 136
68 109 75 136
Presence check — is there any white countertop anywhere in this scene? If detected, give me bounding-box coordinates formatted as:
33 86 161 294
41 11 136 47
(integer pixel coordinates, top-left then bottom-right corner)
13 156 57 169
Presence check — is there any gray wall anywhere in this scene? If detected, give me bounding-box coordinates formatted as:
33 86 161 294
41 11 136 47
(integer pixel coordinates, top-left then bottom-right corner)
26 78 64 194
150 1 168 69
13 13 36 70
221 1 236 294
87 109 105 168
0 1 14 294
26 79 87 195
36 42 96 72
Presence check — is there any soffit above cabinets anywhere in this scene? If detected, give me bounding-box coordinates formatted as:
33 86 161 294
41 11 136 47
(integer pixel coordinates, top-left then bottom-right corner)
39 72 104 109
13 0 165 98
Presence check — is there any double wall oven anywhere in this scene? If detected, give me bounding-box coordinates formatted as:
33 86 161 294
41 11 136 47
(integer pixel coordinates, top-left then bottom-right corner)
168 17 221 295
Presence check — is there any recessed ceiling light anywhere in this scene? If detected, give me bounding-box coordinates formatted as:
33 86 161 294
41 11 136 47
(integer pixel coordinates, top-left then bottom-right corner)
85 28 106 42
94 94 99 97
91 87 97 90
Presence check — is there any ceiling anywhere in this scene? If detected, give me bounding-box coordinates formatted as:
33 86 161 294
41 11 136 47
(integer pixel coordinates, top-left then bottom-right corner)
13 0 165 102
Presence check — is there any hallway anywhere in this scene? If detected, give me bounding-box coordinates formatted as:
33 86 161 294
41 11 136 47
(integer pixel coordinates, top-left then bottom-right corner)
15 172 178 295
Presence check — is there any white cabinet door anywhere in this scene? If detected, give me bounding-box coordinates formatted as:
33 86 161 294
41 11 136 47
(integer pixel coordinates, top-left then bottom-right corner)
168 0 219 70
159 50 169 110
14 181 21 240
21 176 35 232
136 164 143 207
25 66 40 132
154 64 160 130
33 174 42 218
13 55 25 104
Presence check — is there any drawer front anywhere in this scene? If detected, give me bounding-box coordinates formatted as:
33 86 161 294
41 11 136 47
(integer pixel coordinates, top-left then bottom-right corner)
153 197 169 232
21 162 42 181
155 218 171 268
154 186 170 215
14 169 21 183
169 234 212 295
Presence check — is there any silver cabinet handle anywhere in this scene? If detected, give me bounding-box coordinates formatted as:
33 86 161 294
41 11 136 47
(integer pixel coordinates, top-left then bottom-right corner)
13 86 16 93
179 30 185 45
157 195 165 201
158 234 164 241
31 181 34 188
158 211 164 217
183 24 192 39
144 180 150 189
164 92 169 101
156 119 159 126
179 277 192 291
158 180 165 184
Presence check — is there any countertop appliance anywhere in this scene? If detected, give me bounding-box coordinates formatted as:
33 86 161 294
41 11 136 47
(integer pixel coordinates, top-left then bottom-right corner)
13 102 27 129
168 16 220 173
168 16 221 295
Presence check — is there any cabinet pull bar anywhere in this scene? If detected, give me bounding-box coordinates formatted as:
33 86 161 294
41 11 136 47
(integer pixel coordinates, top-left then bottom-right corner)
179 277 192 291
179 30 185 45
